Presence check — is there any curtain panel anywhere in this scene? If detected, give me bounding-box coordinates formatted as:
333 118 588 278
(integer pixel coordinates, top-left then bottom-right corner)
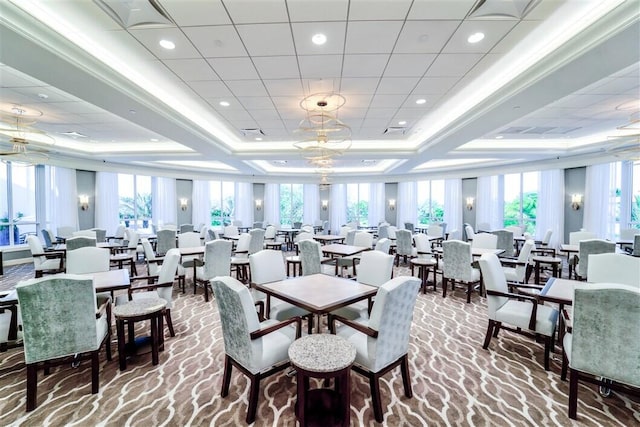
46 166 79 234
537 169 564 248
152 176 177 227
476 175 504 230
397 181 417 228
330 183 347 233
303 184 320 225
444 178 462 238
95 171 120 235
234 182 254 227
263 183 280 226
192 180 211 229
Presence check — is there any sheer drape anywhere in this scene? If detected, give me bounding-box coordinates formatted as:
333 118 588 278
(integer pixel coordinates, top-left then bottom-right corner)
234 182 254 227
192 180 211 228
619 161 633 230
476 175 504 230
444 178 462 236
397 181 417 227
330 183 347 233
584 162 618 239
46 166 78 233
368 183 385 226
536 169 564 248
152 176 177 227
303 184 319 225
95 171 120 235
263 183 280 226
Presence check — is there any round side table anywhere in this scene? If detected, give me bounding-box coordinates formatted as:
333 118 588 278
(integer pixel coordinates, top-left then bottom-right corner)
410 257 437 293
113 298 166 371
288 334 356 427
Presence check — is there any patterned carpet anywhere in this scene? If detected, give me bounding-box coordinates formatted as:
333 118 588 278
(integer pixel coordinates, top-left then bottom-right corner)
0 259 638 426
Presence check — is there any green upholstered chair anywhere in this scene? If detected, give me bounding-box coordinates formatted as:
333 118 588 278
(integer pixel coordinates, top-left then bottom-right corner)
331 276 421 422
195 239 232 299
16 274 111 411
441 240 481 303
65 236 97 251
574 239 616 280
211 276 301 424
561 284 640 419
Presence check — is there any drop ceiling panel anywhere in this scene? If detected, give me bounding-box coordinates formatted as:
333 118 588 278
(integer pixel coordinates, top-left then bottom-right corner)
252 56 300 79
128 28 201 59
251 109 282 120
348 0 412 20
365 108 398 119
224 0 289 24
160 0 231 26
339 78 380 94
226 80 269 97
298 55 343 78
442 20 519 54
182 26 248 57
393 20 461 54
237 97 276 110
345 21 404 54
413 76 460 94
207 57 260 80
188 81 234 98
369 94 407 109
236 23 296 56
263 79 305 96
341 94 374 109
376 77 420 94
384 53 437 77
287 0 349 21
342 54 389 78
162 58 219 81
291 22 347 55
491 20 544 54
425 53 484 76
407 0 476 20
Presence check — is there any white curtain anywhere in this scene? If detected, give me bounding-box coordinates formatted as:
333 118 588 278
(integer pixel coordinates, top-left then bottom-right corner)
263 183 280 226
234 182 254 226
95 171 119 235
619 160 633 230
303 184 320 225
192 180 211 228
476 175 504 230
330 183 347 232
152 176 177 227
444 178 462 237
536 169 564 248
583 162 618 239
397 181 417 227
368 183 385 226
46 166 78 233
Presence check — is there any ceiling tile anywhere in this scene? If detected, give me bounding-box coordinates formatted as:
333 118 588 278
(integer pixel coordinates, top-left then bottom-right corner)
263 79 306 96
163 59 219 81
253 57 301 79
236 23 296 56
384 53 437 77
365 108 399 119
491 20 544 54
237 96 276 109
342 54 389 78
425 53 484 77
287 0 349 21
250 109 282 120
339 78 380 94
298 55 343 78
342 94 374 109
376 77 419 94
183 26 247 57
407 0 476 19
224 0 289 24
291 22 347 55
345 21 404 54
441 20 518 54
128 27 200 59
369 94 407 109
160 0 231 26
348 0 412 20
413 76 460 94
188 81 233 98
207 57 260 80
393 20 461 54
226 80 269 97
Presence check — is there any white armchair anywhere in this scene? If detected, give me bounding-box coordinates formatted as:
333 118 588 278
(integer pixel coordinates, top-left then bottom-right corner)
587 253 640 287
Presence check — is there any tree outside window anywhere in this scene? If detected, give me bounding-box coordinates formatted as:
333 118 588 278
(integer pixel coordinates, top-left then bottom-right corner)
210 181 234 226
417 180 445 225
280 184 303 226
346 183 369 227
504 172 537 234
118 174 152 228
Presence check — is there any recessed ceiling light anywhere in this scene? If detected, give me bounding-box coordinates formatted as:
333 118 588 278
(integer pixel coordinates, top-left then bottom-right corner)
255 137 262 141
496 135 504 139
37 93 48 99
415 99 427 105
159 39 175 50
312 33 327 45
150 138 159 142
398 120 407 125
467 32 485 43
219 101 230 107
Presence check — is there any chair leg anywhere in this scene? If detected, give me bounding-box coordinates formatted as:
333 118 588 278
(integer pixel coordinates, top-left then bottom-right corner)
246 374 261 424
400 354 412 398
442 277 448 298
26 364 37 411
543 336 552 371
369 372 384 423
492 322 501 338
561 349 568 381
482 320 495 349
165 309 175 337
91 350 100 394
568 368 579 419
466 283 472 303
221 355 232 397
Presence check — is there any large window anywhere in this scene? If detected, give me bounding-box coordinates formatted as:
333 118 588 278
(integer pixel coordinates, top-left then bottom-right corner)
280 183 303 226
0 161 37 245
632 161 640 229
118 174 152 229
210 181 234 226
346 183 369 226
504 172 538 233
417 180 444 225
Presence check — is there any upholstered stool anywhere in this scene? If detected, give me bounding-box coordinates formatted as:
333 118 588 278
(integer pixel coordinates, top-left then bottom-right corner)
410 257 437 293
288 334 356 427
532 256 563 285
113 298 166 370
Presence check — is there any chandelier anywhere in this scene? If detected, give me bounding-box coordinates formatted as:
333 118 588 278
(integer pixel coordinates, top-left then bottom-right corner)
294 92 351 181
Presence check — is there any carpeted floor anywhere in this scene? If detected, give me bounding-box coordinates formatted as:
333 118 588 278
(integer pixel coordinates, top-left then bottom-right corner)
0 258 638 426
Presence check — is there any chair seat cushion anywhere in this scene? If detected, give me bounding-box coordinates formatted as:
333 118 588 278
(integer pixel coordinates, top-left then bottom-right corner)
331 301 369 321
250 319 296 374
269 300 309 320
38 258 62 270
336 320 379 372
231 257 250 265
495 300 558 337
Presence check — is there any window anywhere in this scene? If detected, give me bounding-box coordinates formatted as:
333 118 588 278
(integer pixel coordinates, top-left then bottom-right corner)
632 161 640 229
210 181 234 226
280 183 303 226
504 172 538 233
346 183 369 226
118 174 152 229
416 180 444 225
0 161 37 245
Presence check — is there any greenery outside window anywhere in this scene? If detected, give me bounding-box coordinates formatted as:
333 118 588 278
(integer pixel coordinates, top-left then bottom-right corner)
417 180 444 225
280 183 303 226
346 183 369 227
210 181 234 226
118 174 152 229
504 172 538 234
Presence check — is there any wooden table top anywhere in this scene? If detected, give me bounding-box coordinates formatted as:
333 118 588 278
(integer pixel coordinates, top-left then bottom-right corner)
321 244 370 257
313 235 345 243
178 246 205 256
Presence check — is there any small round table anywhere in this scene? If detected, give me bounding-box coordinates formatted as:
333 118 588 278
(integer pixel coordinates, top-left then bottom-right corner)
532 256 563 285
288 334 356 427
113 298 167 371
410 257 437 293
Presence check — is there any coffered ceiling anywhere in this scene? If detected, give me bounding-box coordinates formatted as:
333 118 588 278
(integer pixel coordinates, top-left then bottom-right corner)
0 0 638 182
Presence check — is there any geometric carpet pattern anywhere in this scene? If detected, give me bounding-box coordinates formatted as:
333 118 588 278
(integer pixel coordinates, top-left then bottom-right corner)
0 261 638 426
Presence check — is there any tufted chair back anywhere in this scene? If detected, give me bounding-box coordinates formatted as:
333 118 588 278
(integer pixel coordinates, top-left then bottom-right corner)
587 253 640 287
353 231 373 248
248 229 265 255
471 233 497 249
377 225 389 240
357 251 394 287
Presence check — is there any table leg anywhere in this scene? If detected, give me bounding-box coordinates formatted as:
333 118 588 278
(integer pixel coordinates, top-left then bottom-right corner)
535 261 541 285
150 315 159 365
158 311 165 352
341 370 351 427
116 319 126 371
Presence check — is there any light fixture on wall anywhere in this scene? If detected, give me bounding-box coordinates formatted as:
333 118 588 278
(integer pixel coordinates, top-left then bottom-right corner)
255 199 262 211
79 194 89 211
466 197 475 210
180 198 188 211
388 199 396 211
571 194 583 210
321 199 328 211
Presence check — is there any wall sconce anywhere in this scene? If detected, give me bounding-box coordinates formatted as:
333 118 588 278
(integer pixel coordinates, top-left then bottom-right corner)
388 199 396 211
466 197 475 210
180 198 188 211
571 194 583 210
255 199 262 211
321 200 328 211
79 194 89 211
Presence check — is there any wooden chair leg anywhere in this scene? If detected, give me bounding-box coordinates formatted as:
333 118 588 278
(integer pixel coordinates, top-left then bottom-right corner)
400 354 412 398
442 277 448 298
165 309 175 337
369 372 384 423
91 350 100 394
561 349 568 381
221 355 232 397
543 336 552 371
482 320 495 349
492 322 501 338
26 364 38 411
568 368 579 419
246 375 261 424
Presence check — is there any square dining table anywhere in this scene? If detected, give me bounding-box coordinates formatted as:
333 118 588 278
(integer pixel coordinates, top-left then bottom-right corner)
253 273 378 333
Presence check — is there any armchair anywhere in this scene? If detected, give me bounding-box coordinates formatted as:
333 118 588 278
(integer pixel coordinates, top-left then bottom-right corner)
156 229 177 256
574 239 615 280
441 240 481 303
587 253 640 287
65 236 97 251
330 276 421 422
16 275 111 411
26 235 64 278
491 229 514 257
478 253 558 370
211 276 301 424
561 284 640 419
195 239 232 300
394 229 417 266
